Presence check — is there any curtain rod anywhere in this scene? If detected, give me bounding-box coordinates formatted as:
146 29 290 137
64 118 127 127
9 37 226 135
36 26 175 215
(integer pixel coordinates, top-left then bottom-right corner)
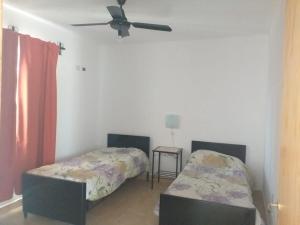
7 25 66 55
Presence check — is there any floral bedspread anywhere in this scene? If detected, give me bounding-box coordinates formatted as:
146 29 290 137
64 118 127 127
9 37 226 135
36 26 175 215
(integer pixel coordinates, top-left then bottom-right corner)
28 147 149 201
155 150 264 225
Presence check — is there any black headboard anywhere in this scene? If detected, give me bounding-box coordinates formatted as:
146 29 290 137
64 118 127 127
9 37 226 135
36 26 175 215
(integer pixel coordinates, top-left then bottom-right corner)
191 141 246 163
107 134 150 157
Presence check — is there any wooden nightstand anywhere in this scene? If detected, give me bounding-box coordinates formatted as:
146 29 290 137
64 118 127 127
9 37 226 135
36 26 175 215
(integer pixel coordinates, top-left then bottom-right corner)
151 146 183 189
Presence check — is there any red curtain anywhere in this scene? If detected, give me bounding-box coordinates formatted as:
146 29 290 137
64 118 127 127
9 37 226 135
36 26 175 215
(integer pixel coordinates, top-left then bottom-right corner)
15 35 59 194
0 30 59 199
0 29 19 201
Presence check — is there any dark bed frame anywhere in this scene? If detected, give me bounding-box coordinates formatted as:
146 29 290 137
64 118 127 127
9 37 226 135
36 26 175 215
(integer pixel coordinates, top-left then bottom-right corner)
22 133 150 225
159 140 256 225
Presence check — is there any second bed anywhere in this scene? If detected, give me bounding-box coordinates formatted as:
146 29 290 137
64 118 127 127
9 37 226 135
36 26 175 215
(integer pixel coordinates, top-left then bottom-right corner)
158 140 264 225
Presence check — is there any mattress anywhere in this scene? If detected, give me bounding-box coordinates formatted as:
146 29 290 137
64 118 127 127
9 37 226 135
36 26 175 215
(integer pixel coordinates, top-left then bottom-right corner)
155 150 264 225
27 147 149 201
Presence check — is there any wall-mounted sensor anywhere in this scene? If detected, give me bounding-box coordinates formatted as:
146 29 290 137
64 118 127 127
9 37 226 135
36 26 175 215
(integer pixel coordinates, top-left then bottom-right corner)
75 65 87 72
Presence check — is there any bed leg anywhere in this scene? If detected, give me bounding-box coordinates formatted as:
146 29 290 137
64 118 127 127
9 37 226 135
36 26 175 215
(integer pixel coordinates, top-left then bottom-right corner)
76 222 85 225
146 172 149 182
23 210 28 219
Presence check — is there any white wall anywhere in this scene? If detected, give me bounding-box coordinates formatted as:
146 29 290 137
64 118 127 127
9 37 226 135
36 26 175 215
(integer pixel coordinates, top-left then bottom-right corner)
263 0 285 224
97 36 269 190
3 2 272 194
3 4 102 160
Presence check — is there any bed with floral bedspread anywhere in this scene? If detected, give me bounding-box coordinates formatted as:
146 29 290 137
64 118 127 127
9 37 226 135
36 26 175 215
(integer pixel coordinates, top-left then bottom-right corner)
28 147 149 201
155 150 264 225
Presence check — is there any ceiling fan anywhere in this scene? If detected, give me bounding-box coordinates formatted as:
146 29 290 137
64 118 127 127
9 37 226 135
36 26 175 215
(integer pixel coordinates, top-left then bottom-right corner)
71 0 172 38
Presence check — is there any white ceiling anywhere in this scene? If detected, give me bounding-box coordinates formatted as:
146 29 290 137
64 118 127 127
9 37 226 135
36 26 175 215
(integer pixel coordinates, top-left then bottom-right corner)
5 0 275 43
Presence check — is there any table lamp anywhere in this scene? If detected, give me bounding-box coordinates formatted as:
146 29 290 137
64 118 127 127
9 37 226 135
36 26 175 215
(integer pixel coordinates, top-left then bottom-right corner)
165 114 180 146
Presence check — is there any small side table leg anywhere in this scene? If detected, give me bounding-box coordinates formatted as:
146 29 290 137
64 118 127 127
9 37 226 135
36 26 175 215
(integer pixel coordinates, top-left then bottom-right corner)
176 153 178 177
158 152 161 183
180 151 183 172
151 151 155 189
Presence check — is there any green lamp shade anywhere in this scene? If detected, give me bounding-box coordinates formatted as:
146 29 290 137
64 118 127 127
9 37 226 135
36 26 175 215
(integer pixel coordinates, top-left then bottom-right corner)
165 114 180 129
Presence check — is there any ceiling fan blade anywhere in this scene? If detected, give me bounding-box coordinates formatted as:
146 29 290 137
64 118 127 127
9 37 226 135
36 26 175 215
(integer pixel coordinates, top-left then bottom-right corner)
107 6 124 18
131 22 172 32
72 22 110 26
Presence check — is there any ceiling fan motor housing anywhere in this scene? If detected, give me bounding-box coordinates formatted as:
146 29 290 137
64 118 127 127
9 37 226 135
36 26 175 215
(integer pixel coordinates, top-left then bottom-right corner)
117 0 126 6
110 19 130 31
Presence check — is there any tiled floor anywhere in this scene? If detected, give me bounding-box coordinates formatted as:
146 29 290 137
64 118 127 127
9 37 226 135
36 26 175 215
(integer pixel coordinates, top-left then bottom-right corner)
0 177 266 225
